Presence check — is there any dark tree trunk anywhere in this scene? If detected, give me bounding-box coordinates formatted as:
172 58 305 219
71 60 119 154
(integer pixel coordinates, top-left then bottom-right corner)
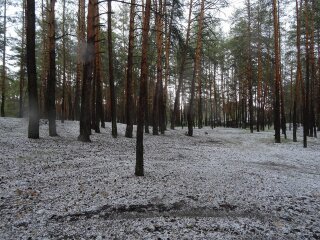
153 0 164 135
74 0 85 121
61 0 66 123
125 0 136 138
272 0 281 143
136 0 151 176
46 0 57 136
108 0 117 137
26 0 39 138
78 0 95 142
303 0 310 148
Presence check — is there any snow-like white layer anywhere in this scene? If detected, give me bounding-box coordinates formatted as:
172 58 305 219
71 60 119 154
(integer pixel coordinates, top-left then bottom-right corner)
0 117 319 239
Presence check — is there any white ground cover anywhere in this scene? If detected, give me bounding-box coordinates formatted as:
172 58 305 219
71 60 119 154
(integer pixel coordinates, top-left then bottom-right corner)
0 117 319 239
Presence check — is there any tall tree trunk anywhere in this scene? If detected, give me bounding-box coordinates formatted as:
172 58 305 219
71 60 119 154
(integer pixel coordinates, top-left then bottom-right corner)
187 0 204 136
94 1 103 132
26 0 39 138
46 0 58 136
61 0 66 123
19 0 26 118
136 0 151 176
293 0 303 142
1 0 7 117
171 0 193 129
197 0 205 130
153 0 164 135
39 0 48 119
272 0 281 143
125 0 136 138
303 0 310 147
78 0 94 142
246 0 253 133
108 0 117 137
74 0 85 121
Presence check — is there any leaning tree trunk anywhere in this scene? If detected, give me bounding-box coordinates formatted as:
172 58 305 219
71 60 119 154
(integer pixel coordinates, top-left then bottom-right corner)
26 0 39 139
136 0 151 176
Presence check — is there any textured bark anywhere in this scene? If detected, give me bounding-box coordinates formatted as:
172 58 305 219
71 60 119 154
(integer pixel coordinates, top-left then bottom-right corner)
46 0 57 136
272 0 281 143
94 2 103 133
78 0 94 142
136 0 151 176
125 0 136 138
153 0 164 135
74 0 85 121
187 0 204 136
26 0 39 139
108 0 117 137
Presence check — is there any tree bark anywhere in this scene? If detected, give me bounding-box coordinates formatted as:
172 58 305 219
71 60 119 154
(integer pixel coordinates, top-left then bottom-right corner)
74 0 85 121
78 0 95 142
125 0 136 138
272 0 281 143
46 0 58 136
26 0 39 138
108 0 117 137
136 0 151 176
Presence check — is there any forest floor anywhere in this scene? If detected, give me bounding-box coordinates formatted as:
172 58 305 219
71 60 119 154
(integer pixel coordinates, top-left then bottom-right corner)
0 117 320 240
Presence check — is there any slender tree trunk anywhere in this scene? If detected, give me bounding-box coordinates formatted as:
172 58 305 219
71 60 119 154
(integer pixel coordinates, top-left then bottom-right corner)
136 0 152 176
94 2 103 133
26 0 39 138
293 0 303 142
46 0 58 136
19 0 26 118
171 0 193 129
74 0 85 121
246 0 253 133
78 0 94 142
187 0 204 136
153 0 164 135
272 0 281 143
197 0 205 130
108 0 117 137
1 0 7 117
125 0 136 138
303 0 310 147
61 0 66 123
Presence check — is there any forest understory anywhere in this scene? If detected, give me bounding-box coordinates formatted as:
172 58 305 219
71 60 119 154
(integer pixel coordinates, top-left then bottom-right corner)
0 117 320 239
